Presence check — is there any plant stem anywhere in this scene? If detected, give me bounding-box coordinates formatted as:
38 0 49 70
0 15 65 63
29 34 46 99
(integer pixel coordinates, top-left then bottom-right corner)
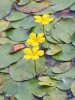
34 60 37 77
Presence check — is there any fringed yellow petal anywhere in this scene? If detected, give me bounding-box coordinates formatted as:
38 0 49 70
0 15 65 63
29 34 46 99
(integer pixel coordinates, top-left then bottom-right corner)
29 33 36 40
48 18 54 22
23 48 32 55
31 41 39 46
42 14 50 19
32 46 39 52
26 39 33 45
39 37 45 43
32 55 39 60
37 50 44 56
37 33 44 39
24 55 31 59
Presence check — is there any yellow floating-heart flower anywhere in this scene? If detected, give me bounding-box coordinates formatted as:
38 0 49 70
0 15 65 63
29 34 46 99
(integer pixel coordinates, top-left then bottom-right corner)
26 32 45 46
34 14 54 25
23 46 44 60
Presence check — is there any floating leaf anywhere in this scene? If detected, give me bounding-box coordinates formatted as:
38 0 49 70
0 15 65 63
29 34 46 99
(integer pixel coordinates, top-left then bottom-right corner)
53 44 75 61
44 88 66 100
52 0 75 12
15 0 50 13
0 0 13 19
46 44 62 55
9 57 45 81
6 28 29 42
51 18 75 43
38 76 56 86
0 95 4 100
0 20 9 33
0 37 18 44
52 62 71 74
56 77 72 90
0 43 23 69
0 77 3 84
20 16 38 29
34 5 54 15
70 3 75 11
0 79 18 96
50 67 75 80
72 33 75 46
18 0 31 5
6 11 27 21
0 68 8 73
71 79 75 96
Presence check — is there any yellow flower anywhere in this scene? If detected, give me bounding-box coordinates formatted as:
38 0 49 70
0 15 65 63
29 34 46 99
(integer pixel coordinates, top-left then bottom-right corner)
26 32 45 46
34 14 54 25
23 46 44 60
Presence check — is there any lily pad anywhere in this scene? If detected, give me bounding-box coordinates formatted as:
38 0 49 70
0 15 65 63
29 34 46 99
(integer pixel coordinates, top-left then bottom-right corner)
44 88 66 100
0 20 9 33
71 79 75 96
0 0 13 19
70 3 75 11
9 57 45 81
52 62 71 74
18 0 31 5
50 67 75 80
0 79 18 96
0 43 23 69
72 33 75 46
6 11 27 21
56 77 72 90
38 76 56 86
0 95 4 100
6 28 29 42
0 37 18 44
15 0 50 13
46 44 62 55
20 16 38 29
53 44 75 61
51 18 75 43
52 0 75 12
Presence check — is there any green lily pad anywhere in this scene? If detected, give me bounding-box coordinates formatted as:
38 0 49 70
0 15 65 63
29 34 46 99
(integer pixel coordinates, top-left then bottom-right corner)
0 0 13 19
0 68 9 73
0 20 9 33
0 43 23 69
18 0 31 5
56 77 72 90
0 37 18 44
6 11 27 21
46 44 62 55
51 18 75 43
70 3 75 11
52 0 75 12
20 16 38 29
0 95 4 100
46 34 59 44
71 79 75 96
6 28 29 42
15 0 50 13
53 44 75 61
32 26 43 34
44 88 66 100
0 79 18 96
38 76 56 86
72 33 75 46
52 62 71 74
50 67 75 80
9 57 45 81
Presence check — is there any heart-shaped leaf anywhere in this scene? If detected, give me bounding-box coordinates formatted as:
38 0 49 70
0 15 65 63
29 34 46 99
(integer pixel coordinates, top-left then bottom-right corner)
38 76 56 86
46 44 62 55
